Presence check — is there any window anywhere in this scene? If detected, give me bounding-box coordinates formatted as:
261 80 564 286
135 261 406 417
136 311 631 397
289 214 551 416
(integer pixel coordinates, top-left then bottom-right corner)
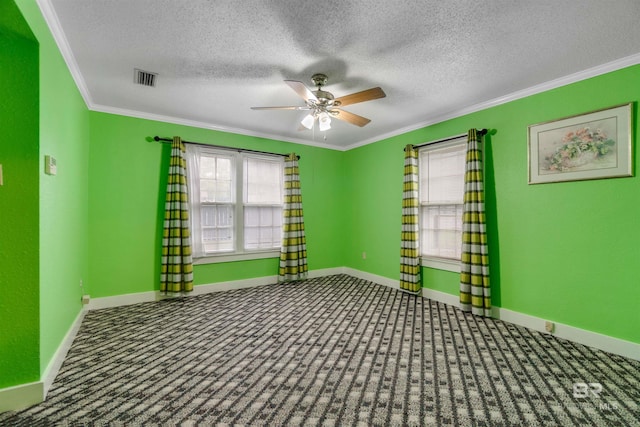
186 145 284 261
418 137 467 269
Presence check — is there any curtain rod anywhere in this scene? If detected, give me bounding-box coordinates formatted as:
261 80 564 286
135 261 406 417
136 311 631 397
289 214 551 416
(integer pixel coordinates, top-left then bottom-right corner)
153 136 300 159
408 128 488 150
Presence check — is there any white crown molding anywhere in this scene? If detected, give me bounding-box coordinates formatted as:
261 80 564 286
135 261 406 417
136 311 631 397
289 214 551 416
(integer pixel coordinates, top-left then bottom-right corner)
39 0 639 152
344 52 640 151
37 1 343 152
91 104 345 151
36 0 93 107
100 50 639 152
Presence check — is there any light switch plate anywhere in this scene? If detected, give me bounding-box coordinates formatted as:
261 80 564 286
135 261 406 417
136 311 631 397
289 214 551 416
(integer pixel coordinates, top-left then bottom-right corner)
45 155 57 175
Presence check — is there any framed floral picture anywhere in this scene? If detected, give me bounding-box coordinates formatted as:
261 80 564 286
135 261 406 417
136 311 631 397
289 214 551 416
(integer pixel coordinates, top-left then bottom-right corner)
528 103 633 184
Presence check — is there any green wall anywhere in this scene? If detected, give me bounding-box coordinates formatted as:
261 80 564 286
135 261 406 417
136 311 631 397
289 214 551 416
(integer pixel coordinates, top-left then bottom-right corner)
87 112 346 297
26 1 90 374
12 0 90 384
0 1 40 389
87 66 639 345
344 65 640 343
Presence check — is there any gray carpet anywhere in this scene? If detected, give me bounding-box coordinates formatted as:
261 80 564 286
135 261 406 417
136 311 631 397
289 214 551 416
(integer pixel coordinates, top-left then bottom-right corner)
1 274 638 426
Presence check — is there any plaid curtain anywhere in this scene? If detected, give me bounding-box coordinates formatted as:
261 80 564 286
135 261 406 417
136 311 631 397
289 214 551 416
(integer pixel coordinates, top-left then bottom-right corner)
160 137 194 292
400 144 421 293
459 129 491 316
279 153 308 281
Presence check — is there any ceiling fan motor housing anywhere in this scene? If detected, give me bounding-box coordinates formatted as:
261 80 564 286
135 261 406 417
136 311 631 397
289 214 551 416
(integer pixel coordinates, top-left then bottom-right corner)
310 74 335 106
313 89 334 105
311 73 328 87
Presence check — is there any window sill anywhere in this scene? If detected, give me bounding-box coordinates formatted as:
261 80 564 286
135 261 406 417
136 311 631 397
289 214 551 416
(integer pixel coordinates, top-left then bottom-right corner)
194 249 280 265
421 257 460 273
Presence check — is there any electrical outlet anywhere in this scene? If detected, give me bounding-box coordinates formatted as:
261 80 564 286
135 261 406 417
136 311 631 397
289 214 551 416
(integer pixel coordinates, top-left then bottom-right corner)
545 321 555 333
362 252 367 259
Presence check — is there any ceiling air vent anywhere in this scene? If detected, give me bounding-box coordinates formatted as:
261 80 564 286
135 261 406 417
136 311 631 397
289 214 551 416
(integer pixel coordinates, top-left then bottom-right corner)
134 68 157 87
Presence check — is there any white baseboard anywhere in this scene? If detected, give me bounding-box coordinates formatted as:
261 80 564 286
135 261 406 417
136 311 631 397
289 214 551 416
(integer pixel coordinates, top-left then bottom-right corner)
191 275 278 295
86 290 157 310
0 307 86 413
344 267 640 361
343 267 397 289
4 267 635 414
0 382 43 413
308 267 346 278
422 288 461 307
87 267 348 310
494 307 640 361
42 308 86 396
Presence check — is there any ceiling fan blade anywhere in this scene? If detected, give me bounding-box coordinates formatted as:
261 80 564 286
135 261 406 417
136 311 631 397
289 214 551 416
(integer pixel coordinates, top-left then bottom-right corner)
332 109 371 127
334 87 386 107
284 80 318 102
251 106 311 110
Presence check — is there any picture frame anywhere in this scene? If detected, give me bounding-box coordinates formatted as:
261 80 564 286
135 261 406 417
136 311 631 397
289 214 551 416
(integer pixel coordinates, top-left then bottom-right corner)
528 103 633 184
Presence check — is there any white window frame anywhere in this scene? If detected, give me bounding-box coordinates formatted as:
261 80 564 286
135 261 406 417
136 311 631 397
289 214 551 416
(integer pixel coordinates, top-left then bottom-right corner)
185 145 284 264
418 136 468 273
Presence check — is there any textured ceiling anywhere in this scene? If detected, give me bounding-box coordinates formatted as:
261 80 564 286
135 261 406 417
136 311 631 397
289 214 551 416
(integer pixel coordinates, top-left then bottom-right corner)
43 0 640 150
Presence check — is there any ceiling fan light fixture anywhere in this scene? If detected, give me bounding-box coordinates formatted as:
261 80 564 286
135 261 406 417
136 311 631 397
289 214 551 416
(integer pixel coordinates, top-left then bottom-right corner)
301 113 315 129
318 112 331 131
252 74 386 131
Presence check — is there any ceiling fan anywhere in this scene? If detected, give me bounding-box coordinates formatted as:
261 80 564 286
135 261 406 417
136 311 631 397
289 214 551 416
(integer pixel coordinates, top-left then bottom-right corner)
251 73 386 131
